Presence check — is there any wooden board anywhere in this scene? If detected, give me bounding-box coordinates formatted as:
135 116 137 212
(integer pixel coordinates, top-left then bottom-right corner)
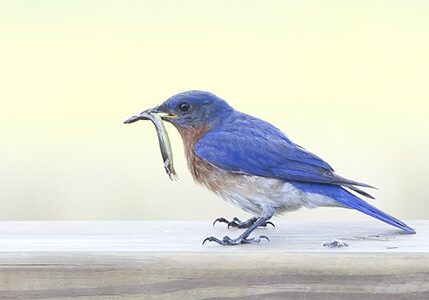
0 220 428 299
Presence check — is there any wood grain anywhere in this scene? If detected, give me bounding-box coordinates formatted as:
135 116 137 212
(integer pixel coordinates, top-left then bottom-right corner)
0 220 427 299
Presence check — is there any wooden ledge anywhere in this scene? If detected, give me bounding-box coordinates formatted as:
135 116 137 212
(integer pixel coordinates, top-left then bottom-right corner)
0 220 427 299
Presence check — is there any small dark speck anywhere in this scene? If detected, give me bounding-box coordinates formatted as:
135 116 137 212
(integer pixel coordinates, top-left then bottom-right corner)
322 240 349 248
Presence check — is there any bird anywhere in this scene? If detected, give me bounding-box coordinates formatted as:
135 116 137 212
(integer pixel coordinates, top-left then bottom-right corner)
125 90 415 246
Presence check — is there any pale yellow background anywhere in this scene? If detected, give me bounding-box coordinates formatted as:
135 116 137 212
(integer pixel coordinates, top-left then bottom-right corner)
0 1 428 221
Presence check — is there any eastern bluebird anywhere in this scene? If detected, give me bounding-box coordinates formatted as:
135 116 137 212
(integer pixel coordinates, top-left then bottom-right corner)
125 91 415 246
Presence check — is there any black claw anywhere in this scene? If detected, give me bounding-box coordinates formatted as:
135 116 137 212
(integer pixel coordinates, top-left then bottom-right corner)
259 235 270 242
227 221 239 229
212 217 229 227
266 221 276 228
202 236 223 245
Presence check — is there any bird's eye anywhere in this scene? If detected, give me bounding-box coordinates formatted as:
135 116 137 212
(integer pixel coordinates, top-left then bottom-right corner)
178 102 190 112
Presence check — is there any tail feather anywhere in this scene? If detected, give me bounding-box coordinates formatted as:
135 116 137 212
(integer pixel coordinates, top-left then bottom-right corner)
345 185 375 199
333 174 376 189
335 188 416 234
291 182 416 234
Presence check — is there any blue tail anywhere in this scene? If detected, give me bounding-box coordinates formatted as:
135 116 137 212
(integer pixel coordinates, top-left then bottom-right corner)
292 183 416 234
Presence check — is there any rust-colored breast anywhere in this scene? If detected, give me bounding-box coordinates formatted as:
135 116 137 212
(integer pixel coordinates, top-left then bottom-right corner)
175 125 221 190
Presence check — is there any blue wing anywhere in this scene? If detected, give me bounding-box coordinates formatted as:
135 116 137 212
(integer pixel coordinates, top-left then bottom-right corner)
194 112 417 234
195 112 373 190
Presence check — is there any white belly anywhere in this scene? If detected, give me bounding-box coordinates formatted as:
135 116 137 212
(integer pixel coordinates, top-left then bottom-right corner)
207 171 341 216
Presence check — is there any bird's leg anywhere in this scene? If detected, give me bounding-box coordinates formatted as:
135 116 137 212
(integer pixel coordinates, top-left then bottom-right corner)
213 216 275 229
204 206 274 246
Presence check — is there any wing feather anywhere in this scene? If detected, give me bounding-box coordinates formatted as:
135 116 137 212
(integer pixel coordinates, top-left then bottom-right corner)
195 113 374 193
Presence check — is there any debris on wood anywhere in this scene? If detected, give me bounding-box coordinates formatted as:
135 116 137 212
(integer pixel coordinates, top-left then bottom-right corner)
322 240 349 249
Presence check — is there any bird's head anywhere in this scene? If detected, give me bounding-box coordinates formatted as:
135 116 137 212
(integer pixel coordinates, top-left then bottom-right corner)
125 90 234 129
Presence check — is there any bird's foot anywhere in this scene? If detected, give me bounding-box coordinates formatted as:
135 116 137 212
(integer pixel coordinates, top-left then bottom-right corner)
213 216 275 229
202 235 270 246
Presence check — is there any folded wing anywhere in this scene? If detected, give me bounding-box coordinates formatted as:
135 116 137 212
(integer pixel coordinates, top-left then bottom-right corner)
195 113 374 197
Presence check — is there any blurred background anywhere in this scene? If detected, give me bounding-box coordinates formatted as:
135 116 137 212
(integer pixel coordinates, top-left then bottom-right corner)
0 1 428 221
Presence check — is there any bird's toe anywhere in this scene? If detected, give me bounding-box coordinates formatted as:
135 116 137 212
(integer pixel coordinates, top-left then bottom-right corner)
212 217 229 227
202 235 270 246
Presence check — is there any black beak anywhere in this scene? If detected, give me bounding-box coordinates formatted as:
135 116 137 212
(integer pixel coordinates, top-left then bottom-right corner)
123 106 161 124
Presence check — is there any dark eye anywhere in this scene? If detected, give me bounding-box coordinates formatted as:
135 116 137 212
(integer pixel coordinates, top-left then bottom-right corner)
178 102 190 112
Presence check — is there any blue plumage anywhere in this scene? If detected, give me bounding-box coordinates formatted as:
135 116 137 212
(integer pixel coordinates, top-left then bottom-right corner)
194 108 415 234
195 111 372 188
290 182 416 234
127 90 415 245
